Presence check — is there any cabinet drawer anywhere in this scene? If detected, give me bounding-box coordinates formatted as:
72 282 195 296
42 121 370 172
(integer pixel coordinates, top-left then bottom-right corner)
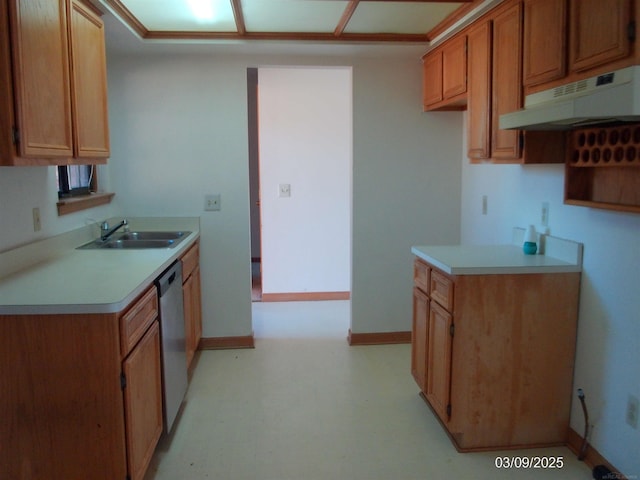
414 259 430 292
120 286 158 357
430 269 454 312
181 241 199 282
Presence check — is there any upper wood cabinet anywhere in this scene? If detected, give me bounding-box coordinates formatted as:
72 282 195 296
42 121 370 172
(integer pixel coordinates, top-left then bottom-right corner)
466 1 565 164
0 0 109 166
523 0 567 87
422 34 467 111
491 2 523 162
522 0 635 91
70 0 110 159
569 0 633 73
467 20 492 161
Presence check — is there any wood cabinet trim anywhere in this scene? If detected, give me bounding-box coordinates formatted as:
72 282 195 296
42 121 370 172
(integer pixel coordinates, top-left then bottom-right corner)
56 191 114 215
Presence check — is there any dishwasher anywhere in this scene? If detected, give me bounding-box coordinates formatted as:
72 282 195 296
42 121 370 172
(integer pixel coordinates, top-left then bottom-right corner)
155 261 188 434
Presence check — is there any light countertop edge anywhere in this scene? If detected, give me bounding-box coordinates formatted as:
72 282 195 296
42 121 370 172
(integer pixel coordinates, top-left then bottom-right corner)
411 240 582 276
0 217 200 315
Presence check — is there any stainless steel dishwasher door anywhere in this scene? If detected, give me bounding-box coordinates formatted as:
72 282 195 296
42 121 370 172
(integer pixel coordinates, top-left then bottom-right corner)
155 261 188 434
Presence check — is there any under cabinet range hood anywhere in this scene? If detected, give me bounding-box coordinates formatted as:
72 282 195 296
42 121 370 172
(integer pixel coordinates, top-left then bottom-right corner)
500 66 640 130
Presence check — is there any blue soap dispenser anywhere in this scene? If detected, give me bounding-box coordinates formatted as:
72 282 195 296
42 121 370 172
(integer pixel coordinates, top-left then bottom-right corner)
523 224 537 255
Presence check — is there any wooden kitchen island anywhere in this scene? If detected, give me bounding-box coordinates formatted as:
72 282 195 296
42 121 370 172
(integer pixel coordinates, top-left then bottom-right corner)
411 233 582 451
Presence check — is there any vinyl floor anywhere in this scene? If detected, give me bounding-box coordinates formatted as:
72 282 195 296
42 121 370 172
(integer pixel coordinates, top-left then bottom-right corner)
144 300 592 480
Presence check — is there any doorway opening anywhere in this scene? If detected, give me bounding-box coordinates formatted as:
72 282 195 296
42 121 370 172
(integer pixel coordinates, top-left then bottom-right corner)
247 68 262 302
247 66 352 311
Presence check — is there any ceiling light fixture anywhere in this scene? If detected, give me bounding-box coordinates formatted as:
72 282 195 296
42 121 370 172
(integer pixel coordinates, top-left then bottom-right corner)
187 0 216 21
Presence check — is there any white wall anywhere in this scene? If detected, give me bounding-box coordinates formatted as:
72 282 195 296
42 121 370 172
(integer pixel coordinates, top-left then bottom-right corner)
350 59 462 334
0 165 115 252
106 54 253 338
258 67 352 295
460 113 640 476
104 51 462 340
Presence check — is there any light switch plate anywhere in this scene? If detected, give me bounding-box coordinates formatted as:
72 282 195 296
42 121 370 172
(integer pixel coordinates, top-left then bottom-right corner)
279 184 291 198
204 194 221 211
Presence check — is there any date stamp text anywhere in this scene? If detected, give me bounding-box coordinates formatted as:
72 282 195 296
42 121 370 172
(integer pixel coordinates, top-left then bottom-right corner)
494 456 564 469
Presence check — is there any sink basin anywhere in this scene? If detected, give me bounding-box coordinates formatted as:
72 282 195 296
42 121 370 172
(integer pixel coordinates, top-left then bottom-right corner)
77 231 191 249
117 231 189 241
101 239 177 249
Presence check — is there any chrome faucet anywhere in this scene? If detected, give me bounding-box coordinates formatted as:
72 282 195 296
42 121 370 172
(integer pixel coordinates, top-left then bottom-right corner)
100 219 128 241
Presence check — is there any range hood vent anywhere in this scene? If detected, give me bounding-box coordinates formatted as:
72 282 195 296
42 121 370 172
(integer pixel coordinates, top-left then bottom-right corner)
500 66 640 130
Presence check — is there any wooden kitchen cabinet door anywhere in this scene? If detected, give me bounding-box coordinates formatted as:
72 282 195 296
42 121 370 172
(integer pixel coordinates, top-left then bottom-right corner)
8 0 74 158
69 0 110 158
411 287 429 392
192 265 202 351
467 20 492 161
123 321 163 480
442 35 467 99
491 1 523 162
523 0 567 87
422 34 467 111
422 51 443 108
569 0 632 73
183 267 202 369
426 300 453 424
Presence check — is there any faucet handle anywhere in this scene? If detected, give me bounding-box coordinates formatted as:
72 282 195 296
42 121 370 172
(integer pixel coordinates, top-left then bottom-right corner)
100 221 109 231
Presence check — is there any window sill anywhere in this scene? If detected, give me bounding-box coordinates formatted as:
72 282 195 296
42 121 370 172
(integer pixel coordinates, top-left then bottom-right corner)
57 192 115 216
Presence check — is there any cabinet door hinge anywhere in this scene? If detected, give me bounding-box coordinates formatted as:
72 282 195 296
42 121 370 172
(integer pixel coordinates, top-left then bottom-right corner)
446 403 452 417
120 372 127 390
449 323 455 337
628 21 636 42
12 127 20 145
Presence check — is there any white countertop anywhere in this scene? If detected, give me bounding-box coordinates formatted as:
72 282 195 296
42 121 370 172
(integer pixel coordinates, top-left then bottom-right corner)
412 234 583 275
0 218 200 315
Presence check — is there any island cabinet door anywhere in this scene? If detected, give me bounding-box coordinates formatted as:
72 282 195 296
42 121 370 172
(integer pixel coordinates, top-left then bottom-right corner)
122 320 163 480
411 287 430 392
426 299 453 424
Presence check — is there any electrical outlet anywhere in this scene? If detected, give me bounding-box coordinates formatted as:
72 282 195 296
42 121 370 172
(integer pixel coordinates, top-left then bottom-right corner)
204 194 221 211
626 395 639 429
32 207 41 232
541 202 550 227
279 183 291 198
482 195 488 215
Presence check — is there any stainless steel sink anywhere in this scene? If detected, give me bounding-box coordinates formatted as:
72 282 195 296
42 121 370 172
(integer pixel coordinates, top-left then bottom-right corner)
77 231 191 249
118 231 189 241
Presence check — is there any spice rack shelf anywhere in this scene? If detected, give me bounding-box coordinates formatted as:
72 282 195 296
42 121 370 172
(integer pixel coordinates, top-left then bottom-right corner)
565 124 640 213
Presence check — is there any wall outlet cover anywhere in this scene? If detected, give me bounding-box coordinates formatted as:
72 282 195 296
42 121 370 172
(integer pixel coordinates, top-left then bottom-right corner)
204 194 221 211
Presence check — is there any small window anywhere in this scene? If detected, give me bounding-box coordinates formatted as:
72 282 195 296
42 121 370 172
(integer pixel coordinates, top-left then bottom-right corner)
57 165 96 198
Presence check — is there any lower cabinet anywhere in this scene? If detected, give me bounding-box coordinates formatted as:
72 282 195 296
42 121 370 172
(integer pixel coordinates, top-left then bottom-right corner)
123 320 163 480
411 258 581 451
1 285 163 479
425 299 453 424
181 241 202 370
411 287 429 392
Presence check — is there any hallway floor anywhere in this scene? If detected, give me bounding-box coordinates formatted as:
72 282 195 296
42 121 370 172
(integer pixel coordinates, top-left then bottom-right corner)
145 301 591 480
